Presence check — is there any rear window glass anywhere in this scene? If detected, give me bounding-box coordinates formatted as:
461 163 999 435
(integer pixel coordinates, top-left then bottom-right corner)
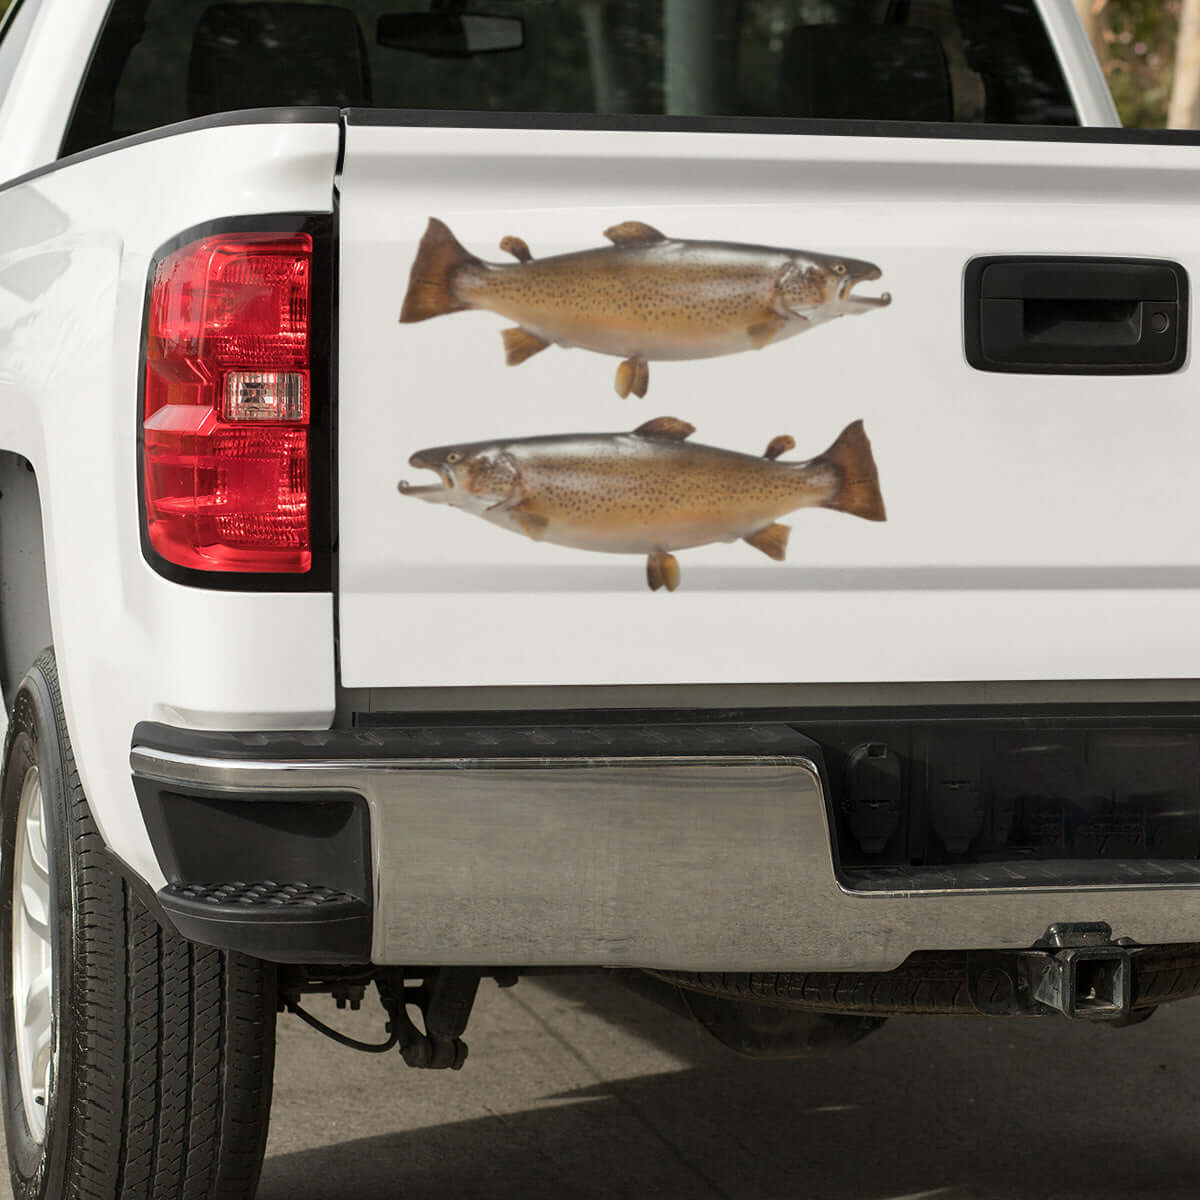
64 0 1078 156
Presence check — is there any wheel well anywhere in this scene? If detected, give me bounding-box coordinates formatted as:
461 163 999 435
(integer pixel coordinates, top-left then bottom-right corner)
0 453 51 710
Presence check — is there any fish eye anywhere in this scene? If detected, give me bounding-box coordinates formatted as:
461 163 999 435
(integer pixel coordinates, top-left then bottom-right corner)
832 263 847 275
446 451 462 464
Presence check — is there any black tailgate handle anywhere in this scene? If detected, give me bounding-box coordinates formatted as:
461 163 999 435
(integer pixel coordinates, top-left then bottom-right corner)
965 257 1188 375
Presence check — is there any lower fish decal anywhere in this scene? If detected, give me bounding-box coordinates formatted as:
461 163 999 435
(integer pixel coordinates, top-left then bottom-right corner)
399 218 892 397
398 417 886 592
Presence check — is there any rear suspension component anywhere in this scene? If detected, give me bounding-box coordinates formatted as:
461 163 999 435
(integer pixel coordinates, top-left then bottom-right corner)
281 967 483 1069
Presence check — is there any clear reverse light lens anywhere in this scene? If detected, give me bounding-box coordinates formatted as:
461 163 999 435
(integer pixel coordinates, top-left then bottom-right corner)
224 371 307 422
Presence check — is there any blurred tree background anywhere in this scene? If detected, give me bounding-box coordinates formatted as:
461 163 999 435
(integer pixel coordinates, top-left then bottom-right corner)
1075 0 1199 126
1 0 1196 126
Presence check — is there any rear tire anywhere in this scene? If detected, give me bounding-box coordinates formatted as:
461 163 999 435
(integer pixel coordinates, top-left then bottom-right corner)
1 649 277 1199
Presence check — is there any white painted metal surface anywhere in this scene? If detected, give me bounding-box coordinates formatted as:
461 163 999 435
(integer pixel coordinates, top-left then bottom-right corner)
337 123 1200 689
0 118 342 885
0 0 112 180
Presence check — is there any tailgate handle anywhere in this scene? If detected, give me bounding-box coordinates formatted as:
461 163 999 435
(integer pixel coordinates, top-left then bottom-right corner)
965 257 1188 375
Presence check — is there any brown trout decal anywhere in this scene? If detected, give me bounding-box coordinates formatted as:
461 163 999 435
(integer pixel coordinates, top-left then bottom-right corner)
399 218 892 397
398 418 886 592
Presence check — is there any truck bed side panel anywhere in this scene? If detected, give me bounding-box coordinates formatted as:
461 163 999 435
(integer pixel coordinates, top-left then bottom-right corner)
0 118 341 885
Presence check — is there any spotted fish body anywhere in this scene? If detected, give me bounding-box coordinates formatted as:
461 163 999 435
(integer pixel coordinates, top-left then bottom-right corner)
468 432 838 553
456 242 818 361
399 219 891 396
399 417 886 592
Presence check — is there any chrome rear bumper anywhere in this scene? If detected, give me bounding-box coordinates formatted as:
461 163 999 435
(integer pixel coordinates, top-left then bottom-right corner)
130 723 1200 970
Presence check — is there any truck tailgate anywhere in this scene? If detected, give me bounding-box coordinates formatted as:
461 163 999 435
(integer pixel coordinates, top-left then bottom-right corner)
336 117 1200 689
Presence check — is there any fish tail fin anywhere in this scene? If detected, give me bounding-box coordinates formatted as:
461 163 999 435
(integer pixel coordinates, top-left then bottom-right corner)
399 218 480 323
816 420 887 522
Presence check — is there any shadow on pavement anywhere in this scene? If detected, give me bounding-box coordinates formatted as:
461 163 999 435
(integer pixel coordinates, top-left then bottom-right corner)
258 973 1200 1200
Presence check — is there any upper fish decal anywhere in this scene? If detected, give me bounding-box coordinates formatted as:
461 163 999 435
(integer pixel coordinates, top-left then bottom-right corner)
399 218 892 397
398 417 886 592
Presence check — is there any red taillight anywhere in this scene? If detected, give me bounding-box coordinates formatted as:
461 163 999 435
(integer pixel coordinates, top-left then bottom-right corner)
143 232 313 573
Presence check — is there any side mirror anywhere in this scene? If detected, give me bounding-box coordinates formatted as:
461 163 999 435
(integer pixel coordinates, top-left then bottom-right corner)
378 12 525 58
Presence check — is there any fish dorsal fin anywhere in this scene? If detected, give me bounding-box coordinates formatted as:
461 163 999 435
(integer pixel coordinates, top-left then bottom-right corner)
635 417 695 441
764 434 795 461
604 221 667 246
500 235 533 262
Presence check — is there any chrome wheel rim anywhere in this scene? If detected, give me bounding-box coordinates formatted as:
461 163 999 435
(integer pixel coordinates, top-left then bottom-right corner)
13 766 53 1142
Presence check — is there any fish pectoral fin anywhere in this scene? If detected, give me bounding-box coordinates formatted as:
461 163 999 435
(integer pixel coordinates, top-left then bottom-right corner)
615 356 649 398
646 552 681 592
634 416 695 441
744 523 791 562
511 506 550 541
604 221 667 246
502 326 551 366
484 456 528 514
746 314 788 348
499 235 533 262
484 490 522 515
764 434 795 461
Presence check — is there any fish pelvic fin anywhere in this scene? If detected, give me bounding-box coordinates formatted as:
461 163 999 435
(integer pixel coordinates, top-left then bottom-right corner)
815 420 887 522
502 326 551 366
646 552 681 592
744 523 790 561
616 356 649 398
399 217 480 323
605 221 667 247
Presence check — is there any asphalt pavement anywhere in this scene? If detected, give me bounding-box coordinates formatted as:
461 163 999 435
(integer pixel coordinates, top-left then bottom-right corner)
255 973 1200 1200
4 972 1199 1198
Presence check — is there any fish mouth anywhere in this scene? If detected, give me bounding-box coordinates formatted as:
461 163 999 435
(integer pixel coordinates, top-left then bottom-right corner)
841 275 892 311
398 464 455 499
847 290 892 310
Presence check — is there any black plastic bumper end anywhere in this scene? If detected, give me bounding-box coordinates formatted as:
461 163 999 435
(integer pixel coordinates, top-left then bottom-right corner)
158 881 372 964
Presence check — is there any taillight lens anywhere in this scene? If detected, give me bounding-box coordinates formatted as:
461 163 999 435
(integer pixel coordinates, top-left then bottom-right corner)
143 232 313 573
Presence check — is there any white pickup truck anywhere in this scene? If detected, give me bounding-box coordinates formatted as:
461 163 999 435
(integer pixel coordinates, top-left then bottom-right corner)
3 0 1200 1195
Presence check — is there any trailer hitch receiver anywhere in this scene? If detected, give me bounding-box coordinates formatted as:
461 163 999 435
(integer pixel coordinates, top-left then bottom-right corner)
1030 923 1136 1021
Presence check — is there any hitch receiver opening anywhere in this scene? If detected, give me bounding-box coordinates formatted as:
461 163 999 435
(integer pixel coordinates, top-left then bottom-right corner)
1032 947 1134 1021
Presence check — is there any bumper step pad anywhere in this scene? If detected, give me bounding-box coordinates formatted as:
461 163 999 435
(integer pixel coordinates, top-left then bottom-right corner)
165 880 361 910
160 881 370 964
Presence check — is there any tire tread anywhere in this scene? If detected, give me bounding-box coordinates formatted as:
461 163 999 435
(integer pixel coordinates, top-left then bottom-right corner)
4 651 276 1200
